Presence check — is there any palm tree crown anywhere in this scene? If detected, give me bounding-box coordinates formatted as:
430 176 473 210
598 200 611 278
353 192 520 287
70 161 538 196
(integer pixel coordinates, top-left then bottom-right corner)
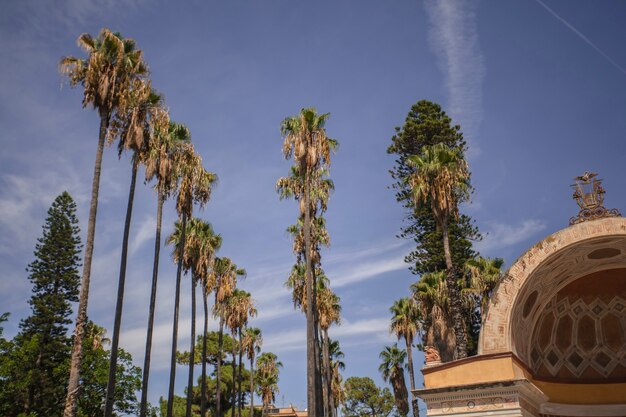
390 297 420 345
407 142 469 229
60 29 148 119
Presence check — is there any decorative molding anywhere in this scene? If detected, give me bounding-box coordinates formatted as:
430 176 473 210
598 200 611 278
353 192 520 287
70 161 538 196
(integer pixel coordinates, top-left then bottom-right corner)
417 379 548 417
540 402 626 417
421 351 523 375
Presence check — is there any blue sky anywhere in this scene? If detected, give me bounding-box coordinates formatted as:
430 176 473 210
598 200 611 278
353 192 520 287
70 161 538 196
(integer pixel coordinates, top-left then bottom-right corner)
2 0 626 412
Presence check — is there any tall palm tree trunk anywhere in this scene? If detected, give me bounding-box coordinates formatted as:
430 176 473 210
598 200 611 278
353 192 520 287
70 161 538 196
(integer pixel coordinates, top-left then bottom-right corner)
313 301 323 416
104 159 139 417
405 338 419 417
186 274 197 417
201 288 209 417
322 329 334 417
303 167 316 417
391 370 409 417
237 329 243 417
442 220 467 359
249 355 255 417
64 112 109 417
231 337 237 417
167 212 188 417
140 190 165 417
320 329 328 417
216 313 224 417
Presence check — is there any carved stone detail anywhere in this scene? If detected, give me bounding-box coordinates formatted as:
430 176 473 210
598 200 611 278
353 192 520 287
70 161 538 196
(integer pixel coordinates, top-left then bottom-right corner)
479 217 626 364
425 346 442 366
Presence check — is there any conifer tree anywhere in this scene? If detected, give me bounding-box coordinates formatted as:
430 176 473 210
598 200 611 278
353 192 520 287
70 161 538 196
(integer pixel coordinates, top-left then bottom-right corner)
1 192 82 416
388 100 479 275
388 101 481 356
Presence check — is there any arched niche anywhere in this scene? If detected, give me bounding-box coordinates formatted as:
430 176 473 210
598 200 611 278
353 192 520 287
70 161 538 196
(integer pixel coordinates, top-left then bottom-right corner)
479 217 626 382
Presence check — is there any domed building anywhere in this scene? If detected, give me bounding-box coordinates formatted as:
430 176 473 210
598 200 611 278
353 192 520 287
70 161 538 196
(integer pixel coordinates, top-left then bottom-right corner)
416 173 626 416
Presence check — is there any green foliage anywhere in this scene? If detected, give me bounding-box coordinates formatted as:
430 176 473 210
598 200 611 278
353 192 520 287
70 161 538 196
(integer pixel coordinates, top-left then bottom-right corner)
159 395 188 417
0 192 82 417
0 193 141 416
21 191 82 334
159 394 260 417
342 377 395 417
388 100 484 355
256 352 282 407
77 321 142 417
387 100 479 275
171 337 254 414
0 312 8 346
379 345 409 417
176 332 237 366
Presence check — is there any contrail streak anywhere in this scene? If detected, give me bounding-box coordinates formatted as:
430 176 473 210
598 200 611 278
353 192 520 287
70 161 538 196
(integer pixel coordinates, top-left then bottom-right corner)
535 0 626 76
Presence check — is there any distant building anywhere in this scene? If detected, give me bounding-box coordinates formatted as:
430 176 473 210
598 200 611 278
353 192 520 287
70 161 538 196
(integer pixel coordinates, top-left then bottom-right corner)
263 405 308 417
415 174 626 416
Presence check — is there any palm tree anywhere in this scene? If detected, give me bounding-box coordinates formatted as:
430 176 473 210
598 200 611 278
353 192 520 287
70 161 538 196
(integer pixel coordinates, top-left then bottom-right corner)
256 352 282 410
407 142 470 359
59 28 148 417
390 298 420 417
200 280 212 417
411 271 454 362
223 289 257 417
328 340 345 417
195 225 223 417
85 322 111 351
280 108 337 417
210 257 246 417
285 264 330 313
166 143 216 417
186 219 222 417
463 257 504 322
104 82 168 417
379 344 409 417
242 327 263 417
317 284 341 417
140 121 191 417
167 218 195 416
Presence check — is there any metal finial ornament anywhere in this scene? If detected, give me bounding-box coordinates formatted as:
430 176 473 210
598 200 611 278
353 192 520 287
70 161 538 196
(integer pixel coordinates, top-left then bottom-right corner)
569 171 620 225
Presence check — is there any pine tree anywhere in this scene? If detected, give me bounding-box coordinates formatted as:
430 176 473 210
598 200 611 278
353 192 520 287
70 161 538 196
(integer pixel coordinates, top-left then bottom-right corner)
388 100 479 275
6 192 82 416
388 101 481 355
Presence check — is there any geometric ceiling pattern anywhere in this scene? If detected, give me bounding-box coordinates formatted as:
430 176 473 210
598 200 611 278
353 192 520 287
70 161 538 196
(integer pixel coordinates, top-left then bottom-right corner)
531 291 626 380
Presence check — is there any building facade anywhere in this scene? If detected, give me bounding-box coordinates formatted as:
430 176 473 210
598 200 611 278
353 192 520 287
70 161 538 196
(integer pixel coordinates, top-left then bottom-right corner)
415 178 626 416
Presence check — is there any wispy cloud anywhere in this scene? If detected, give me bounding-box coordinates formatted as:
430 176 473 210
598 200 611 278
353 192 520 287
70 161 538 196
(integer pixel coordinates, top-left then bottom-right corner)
475 219 547 254
330 256 406 288
5 0 148 40
325 240 410 288
0 170 89 254
263 317 392 354
424 0 485 152
130 215 156 255
330 317 390 339
242 239 411 307
534 0 626 76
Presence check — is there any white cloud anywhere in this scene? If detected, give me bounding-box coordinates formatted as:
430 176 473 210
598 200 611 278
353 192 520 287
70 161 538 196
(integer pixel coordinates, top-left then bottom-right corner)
330 256 407 288
262 328 305 353
130 215 156 255
476 219 547 254
330 317 389 339
263 317 392 354
0 170 89 254
424 0 485 151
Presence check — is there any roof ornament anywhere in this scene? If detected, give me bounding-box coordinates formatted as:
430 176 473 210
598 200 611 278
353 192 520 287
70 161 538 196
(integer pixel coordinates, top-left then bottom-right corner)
569 171 620 225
